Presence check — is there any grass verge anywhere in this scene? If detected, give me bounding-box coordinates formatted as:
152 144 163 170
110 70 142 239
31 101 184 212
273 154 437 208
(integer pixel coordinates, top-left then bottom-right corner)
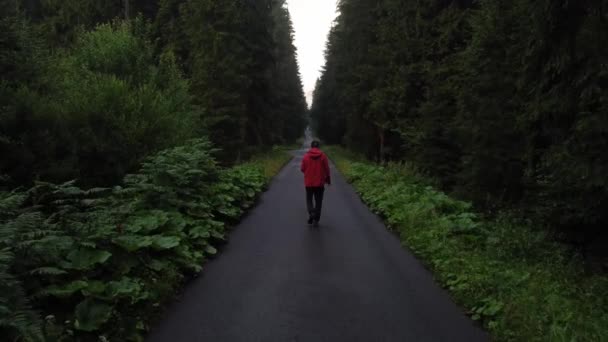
326 146 608 342
248 146 294 180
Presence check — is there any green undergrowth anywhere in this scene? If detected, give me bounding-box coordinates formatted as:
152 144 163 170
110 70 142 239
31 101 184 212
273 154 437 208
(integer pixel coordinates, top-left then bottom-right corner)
250 146 294 180
0 140 290 341
326 146 608 342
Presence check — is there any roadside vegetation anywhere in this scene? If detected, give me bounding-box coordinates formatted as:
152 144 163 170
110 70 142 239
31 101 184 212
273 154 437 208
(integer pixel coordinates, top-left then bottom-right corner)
0 141 292 341
327 146 608 342
1 0 302 340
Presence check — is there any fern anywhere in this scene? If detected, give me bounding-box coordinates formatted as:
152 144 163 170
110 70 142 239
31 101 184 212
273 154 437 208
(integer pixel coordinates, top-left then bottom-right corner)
0 248 44 342
0 191 27 222
0 192 61 342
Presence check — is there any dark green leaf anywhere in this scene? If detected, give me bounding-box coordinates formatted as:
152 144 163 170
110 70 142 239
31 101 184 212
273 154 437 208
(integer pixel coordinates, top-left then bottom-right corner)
74 299 113 332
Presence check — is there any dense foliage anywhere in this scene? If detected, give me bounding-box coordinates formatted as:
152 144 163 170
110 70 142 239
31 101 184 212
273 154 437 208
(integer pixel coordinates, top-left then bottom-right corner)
2 19 195 186
0 140 290 341
1 0 306 187
328 147 608 341
311 0 608 256
154 0 308 160
1 0 303 340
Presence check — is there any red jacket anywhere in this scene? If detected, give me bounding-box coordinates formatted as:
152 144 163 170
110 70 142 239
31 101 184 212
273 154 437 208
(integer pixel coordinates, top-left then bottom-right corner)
301 148 331 187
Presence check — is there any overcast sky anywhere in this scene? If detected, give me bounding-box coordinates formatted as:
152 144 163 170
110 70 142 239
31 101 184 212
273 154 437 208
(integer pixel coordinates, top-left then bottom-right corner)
286 0 338 106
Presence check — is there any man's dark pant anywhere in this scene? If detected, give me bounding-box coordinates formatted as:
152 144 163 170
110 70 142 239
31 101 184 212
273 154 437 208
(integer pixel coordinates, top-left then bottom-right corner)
306 187 325 222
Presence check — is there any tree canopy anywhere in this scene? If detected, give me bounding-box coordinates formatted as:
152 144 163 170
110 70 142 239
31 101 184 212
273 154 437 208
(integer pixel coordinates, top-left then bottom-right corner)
311 0 608 248
0 0 307 187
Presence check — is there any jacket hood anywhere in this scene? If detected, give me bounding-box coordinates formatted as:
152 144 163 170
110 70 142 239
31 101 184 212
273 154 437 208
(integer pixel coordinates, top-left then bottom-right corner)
307 148 323 160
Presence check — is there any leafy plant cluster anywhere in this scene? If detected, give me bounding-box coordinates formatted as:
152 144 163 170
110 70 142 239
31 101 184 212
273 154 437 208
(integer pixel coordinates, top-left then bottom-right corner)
311 0 608 256
329 148 608 341
0 139 277 341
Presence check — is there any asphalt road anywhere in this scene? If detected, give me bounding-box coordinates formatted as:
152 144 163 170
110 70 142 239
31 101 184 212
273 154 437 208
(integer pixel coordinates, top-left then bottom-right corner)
147 146 488 342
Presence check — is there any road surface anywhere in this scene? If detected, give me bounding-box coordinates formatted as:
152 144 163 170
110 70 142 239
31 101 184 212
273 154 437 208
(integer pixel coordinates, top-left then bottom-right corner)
147 145 488 342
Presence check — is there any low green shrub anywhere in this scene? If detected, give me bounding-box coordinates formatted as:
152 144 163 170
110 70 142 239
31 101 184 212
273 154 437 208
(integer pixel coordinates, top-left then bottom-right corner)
0 139 282 341
329 147 608 342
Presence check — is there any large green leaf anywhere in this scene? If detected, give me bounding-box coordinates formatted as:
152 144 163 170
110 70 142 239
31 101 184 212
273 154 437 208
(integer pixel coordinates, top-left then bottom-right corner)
66 248 112 270
151 236 181 250
113 235 153 252
146 259 170 272
74 299 113 332
106 278 146 303
167 211 188 232
186 205 213 218
217 206 241 218
188 225 210 239
125 210 170 233
42 280 88 298
82 281 107 296
205 245 217 255
211 230 225 240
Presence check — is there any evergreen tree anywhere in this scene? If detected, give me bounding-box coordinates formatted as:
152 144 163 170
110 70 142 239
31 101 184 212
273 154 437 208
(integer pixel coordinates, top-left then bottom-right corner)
270 0 307 143
181 0 305 160
311 0 608 246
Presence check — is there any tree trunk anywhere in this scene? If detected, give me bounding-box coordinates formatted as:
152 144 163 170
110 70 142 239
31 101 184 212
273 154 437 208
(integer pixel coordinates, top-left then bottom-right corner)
378 126 385 163
124 0 130 20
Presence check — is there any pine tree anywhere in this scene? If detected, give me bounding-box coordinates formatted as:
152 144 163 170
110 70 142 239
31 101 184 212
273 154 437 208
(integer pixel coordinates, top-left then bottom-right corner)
311 0 608 245
270 0 307 143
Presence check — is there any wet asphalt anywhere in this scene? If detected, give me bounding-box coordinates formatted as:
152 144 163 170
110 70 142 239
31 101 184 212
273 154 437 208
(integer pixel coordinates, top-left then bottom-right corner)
146 146 488 342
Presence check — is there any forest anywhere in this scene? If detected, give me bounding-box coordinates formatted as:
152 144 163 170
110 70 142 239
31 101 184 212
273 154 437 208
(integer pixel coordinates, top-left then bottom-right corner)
1 0 305 340
2 0 608 340
1 0 307 188
311 0 608 260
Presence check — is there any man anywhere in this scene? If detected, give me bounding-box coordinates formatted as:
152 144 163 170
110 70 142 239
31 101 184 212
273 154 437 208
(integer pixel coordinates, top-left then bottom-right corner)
300 140 331 227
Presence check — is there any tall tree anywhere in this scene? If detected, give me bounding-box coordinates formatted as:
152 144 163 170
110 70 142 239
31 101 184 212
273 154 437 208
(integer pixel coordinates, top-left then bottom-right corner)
181 0 305 160
311 0 608 247
270 0 307 143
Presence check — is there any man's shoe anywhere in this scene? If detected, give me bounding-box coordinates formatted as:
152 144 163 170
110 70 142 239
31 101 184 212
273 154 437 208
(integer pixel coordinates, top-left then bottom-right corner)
307 216 314 225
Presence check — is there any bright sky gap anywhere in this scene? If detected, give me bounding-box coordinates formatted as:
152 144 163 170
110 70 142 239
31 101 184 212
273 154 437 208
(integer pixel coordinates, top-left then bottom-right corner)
286 0 339 106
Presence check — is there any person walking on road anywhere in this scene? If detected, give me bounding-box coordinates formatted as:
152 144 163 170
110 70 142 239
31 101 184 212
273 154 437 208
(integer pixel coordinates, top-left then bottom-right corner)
300 140 331 227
